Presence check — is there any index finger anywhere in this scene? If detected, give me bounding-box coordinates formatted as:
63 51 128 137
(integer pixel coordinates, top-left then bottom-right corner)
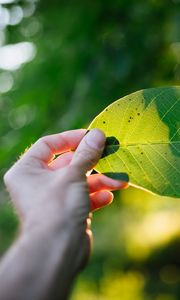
21 129 87 165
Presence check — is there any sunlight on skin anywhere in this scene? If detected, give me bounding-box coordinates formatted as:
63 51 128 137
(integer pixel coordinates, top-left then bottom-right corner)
18 129 128 213
48 148 129 212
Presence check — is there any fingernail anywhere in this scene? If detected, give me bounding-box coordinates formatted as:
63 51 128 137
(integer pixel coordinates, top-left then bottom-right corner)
85 129 105 150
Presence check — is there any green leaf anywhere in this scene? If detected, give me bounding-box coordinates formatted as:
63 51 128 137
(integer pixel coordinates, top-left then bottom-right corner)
89 87 180 198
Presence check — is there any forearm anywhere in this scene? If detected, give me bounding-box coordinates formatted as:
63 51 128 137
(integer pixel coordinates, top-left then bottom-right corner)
0 222 80 300
0 129 107 300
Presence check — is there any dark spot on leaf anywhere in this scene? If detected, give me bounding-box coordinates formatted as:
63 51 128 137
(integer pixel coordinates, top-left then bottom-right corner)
128 120 130 123
103 121 106 124
141 152 143 155
137 113 140 116
103 172 129 182
101 136 120 158
105 109 108 111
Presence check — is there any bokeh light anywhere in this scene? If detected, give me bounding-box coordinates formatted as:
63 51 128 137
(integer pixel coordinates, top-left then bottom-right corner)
0 72 13 93
0 1 180 300
0 42 36 70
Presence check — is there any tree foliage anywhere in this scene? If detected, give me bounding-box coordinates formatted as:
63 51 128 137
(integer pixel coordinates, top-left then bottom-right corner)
0 1 180 299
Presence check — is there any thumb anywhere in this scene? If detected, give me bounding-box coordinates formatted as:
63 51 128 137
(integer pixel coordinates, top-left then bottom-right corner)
70 129 106 173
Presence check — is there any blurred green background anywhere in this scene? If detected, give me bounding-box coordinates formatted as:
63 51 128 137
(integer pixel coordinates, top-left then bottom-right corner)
0 0 180 299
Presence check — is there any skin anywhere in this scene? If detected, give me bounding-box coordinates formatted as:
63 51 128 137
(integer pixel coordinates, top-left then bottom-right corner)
0 128 128 300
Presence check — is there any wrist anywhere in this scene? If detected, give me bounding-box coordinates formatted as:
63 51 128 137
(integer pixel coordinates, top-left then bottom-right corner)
7 217 80 300
22 214 71 243
21 212 85 261
25 216 87 276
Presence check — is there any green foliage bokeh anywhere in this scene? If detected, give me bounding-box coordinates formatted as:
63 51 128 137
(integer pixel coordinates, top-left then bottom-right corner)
0 0 180 299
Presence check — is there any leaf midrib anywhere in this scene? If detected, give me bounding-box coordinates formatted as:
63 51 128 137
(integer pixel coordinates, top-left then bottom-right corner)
105 140 180 148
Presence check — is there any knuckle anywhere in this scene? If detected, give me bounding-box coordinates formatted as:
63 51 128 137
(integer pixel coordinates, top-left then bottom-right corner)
37 136 46 144
3 163 20 188
3 169 13 186
35 136 51 153
36 136 54 153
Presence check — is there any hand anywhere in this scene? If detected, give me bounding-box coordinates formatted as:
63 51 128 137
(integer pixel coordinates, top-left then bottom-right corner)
4 129 128 273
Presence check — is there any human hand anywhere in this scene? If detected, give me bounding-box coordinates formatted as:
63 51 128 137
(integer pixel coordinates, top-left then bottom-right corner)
3 129 128 273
